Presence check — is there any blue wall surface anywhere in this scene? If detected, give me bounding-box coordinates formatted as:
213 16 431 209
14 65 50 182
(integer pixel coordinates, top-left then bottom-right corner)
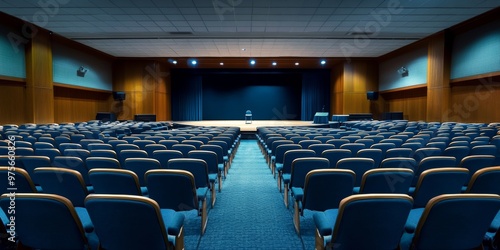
52 42 112 91
451 19 500 79
379 46 428 91
0 26 26 79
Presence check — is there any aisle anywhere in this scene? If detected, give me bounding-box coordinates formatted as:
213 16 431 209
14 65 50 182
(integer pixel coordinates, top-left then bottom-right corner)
189 139 305 249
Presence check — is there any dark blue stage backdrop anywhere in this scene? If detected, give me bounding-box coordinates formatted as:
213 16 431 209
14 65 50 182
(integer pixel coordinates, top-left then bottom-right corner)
171 69 330 121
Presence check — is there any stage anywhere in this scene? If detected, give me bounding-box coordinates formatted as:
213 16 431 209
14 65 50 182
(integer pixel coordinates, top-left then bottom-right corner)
174 120 331 132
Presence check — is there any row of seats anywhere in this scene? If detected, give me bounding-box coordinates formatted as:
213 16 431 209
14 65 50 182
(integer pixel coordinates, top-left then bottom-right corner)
256 121 500 249
0 123 242 249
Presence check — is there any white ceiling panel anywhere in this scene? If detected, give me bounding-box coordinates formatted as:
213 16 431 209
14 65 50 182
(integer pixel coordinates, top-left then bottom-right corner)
0 0 497 58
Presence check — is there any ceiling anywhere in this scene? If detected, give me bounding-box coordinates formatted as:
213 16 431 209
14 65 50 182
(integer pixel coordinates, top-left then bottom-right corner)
0 0 498 58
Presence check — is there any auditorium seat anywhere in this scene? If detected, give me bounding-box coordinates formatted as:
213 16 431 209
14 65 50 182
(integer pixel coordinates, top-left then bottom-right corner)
314 194 413 250
146 169 207 235
356 168 413 194
85 194 184 250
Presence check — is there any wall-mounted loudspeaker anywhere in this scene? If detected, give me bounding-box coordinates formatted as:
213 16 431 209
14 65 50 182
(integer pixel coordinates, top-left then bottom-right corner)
367 91 378 101
113 91 126 101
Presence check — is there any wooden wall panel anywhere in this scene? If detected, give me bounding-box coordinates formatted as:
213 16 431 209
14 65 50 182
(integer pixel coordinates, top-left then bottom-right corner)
381 86 427 121
341 61 379 114
448 79 500 123
53 85 112 123
0 81 27 124
113 60 171 121
25 30 54 123
331 65 344 114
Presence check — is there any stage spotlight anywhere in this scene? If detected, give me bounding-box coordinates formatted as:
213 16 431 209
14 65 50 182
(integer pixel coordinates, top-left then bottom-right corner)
320 60 326 65
250 60 256 65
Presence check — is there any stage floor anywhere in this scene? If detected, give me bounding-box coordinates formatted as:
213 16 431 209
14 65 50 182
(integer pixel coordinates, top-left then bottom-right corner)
174 120 325 132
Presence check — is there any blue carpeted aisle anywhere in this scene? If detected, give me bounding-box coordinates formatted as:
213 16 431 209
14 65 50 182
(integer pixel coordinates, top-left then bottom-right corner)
181 138 317 249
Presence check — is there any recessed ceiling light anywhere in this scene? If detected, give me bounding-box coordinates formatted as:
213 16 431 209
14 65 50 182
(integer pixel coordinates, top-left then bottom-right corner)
241 48 246 51
250 60 256 65
220 62 224 66
320 60 326 65
295 62 299 66
172 60 177 64
191 60 197 65
272 62 277 66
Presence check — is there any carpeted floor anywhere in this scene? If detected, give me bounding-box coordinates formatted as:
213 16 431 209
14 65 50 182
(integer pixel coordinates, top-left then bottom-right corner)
181 138 318 249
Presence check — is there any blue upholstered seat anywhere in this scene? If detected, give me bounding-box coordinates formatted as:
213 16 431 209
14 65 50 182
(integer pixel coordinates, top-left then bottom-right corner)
279 149 316 193
356 148 383 168
385 148 413 158
85 194 184 250
86 156 121 169
293 169 355 234
146 169 208 235
0 193 98 250
0 167 38 193
357 168 413 194
336 157 375 187
33 167 90 207
443 145 470 164
412 147 442 164
34 148 61 162
380 157 418 171
188 150 220 207
401 194 500 250
314 194 413 250
89 168 145 195
412 156 457 186
288 157 330 208
123 157 161 186
460 155 495 183
322 149 352 168
53 156 92 186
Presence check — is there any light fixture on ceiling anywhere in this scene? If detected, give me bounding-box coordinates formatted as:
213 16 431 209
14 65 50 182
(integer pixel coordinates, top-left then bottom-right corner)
172 60 177 65
220 62 224 66
295 62 299 66
168 59 177 65
398 66 409 77
250 59 256 65
272 62 277 66
320 60 326 65
241 48 246 51
190 59 197 65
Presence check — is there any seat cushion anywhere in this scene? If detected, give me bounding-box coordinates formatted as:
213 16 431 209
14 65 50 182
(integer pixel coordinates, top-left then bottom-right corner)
313 209 339 236
283 173 291 184
197 187 209 200
161 209 185 235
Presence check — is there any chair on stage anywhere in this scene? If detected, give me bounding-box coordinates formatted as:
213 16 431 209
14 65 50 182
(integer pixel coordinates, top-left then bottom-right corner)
245 110 252 124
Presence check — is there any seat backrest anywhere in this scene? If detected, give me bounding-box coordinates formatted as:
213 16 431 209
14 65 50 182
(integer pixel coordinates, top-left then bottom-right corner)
0 167 37 192
339 143 365 155
302 169 355 211
380 157 418 171
412 147 442 164
123 158 161 186
133 139 156 150
145 169 198 210
108 139 128 149
275 144 302 164
152 150 185 168
330 194 413 249
359 168 414 194
298 140 322 150
63 149 91 162
182 139 204 149
460 155 496 182
322 149 352 168
412 194 500 250
470 145 497 156
59 142 83 152
290 157 330 189
53 156 90 185
336 157 375 186
0 193 92 249
115 144 140 153
144 144 167 157
413 156 457 185
89 149 117 158
85 194 172 250
385 148 413 158
466 166 500 194
21 155 51 183
356 148 383 168
282 149 316 174
86 157 121 169
200 145 224 164
380 138 404 147
167 158 209 188
188 150 219 175
308 143 336 157
370 142 396 156
34 148 61 162
33 167 89 207
412 168 469 208
442 146 470 163
326 139 350 149
119 149 148 165
89 168 142 195
158 139 181 149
